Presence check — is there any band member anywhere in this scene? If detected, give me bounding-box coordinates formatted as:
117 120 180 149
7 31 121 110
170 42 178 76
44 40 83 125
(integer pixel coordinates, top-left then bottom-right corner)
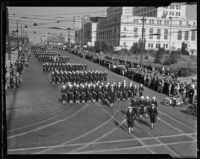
126 106 136 133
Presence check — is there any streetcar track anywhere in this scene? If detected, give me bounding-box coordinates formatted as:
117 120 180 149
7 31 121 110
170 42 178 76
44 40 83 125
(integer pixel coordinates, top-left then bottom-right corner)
7 103 75 133
7 103 90 139
34 105 121 154
8 132 196 152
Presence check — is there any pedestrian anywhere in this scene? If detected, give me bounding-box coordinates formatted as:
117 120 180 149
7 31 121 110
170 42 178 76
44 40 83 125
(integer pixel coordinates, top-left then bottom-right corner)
126 106 136 133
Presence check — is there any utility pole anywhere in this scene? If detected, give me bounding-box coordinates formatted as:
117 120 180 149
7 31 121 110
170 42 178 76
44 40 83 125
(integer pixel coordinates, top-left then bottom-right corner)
7 7 11 68
169 17 172 53
16 21 19 59
21 25 22 44
140 16 145 66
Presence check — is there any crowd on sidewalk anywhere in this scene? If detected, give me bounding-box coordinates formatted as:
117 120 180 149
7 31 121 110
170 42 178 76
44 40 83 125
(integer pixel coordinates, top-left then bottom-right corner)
5 51 31 90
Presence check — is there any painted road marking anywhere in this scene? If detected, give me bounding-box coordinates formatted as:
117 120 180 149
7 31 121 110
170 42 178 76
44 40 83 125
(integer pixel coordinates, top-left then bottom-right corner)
34 106 121 154
8 104 75 133
7 103 89 139
73 140 197 154
98 105 155 154
159 111 195 131
8 132 196 152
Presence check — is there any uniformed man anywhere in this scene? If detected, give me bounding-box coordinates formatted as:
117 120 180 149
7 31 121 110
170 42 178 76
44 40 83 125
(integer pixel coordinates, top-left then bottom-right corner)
126 106 136 133
151 96 158 108
145 96 151 118
139 96 145 119
149 103 158 129
61 85 67 104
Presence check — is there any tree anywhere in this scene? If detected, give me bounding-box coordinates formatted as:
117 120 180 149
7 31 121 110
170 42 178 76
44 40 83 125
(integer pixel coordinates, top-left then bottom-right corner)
154 48 165 63
181 42 189 55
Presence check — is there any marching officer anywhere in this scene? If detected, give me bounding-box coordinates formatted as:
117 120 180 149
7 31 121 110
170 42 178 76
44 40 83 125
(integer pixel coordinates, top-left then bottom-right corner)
149 102 158 129
145 96 151 118
151 96 158 108
139 96 145 119
126 106 136 133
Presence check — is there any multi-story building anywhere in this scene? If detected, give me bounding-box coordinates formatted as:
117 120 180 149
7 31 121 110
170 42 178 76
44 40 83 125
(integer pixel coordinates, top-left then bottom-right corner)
41 36 47 45
75 17 106 46
133 3 196 19
96 15 197 53
75 29 82 45
96 6 197 54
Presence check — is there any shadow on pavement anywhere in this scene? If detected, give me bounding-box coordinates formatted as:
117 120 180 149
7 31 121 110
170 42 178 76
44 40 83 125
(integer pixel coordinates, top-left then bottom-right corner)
136 118 150 128
7 88 18 130
114 120 127 132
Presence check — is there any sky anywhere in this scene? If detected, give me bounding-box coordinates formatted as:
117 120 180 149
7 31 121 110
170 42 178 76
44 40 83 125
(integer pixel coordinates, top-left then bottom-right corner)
8 7 108 44
8 4 196 44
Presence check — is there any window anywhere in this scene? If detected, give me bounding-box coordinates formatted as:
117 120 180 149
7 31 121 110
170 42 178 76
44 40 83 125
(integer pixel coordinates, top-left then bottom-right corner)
151 43 153 48
149 28 153 39
166 11 168 15
124 27 126 31
176 12 178 16
134 27 138 38
169 12 171 15
170 5 174 9
157 29 161 39
164 29 168 40
148 43 151 48
177 31 182 40
191 31 195 41
193 22 196 26
156 43 159 48
185 31 189 40
152 20 154 24
179 21 182 26
172 12 174 15
166 44 168 48
186 21 189 26
176 5 178 9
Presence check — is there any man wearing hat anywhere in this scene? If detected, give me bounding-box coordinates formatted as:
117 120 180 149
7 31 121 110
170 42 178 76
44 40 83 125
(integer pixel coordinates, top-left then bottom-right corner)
126 106 136 133
149 103 158 129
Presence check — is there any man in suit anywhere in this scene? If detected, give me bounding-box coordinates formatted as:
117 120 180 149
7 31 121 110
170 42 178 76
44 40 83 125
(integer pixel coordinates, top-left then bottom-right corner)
126 106 136 133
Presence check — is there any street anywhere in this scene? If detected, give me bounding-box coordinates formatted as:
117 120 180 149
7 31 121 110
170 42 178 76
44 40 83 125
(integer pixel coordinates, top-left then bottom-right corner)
6 48 197 157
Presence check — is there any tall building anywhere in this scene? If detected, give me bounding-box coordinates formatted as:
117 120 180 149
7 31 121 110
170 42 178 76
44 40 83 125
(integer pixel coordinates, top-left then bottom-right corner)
73 16 81 30
75 16 106 46
96 15 197 54
41 36 47 45
107 7 134 19
133 3 196 19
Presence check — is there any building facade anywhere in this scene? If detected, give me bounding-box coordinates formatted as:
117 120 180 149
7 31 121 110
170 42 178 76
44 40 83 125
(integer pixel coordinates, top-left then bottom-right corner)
133 3 188 18
96 15 197 53
75 17 106 46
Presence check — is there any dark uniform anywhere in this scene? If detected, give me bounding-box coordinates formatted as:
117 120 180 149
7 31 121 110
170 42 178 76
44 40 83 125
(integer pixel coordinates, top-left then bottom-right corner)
126 107 136 133
149 104 158 129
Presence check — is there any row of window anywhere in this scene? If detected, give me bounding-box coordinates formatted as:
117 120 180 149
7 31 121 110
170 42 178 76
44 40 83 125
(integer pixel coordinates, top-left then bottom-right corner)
135 7 155 14
148 43 168 49
97 28 196 41
164 5 181 10
163 11 181 16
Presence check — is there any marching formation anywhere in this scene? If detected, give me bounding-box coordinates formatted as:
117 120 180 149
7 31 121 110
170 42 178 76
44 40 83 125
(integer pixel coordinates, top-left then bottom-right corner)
51 70 107 84
42 63 87 72
60 81 144 105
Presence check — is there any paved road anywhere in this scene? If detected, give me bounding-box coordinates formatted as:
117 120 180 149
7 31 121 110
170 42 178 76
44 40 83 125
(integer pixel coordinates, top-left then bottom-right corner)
6 48 197 157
